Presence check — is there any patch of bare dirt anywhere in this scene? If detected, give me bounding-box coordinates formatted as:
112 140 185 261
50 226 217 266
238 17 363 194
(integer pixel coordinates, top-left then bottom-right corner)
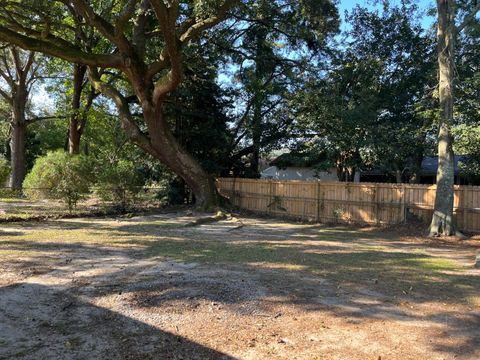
0 212 479 359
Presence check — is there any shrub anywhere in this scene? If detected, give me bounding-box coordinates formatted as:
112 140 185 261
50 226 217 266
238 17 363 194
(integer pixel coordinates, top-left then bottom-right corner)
0 156 13 198
94 159 145 210
0 156 10 186
23 150 92 211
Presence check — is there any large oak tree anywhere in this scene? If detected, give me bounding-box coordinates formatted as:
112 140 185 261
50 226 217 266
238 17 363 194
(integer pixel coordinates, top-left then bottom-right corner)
0 0 241 206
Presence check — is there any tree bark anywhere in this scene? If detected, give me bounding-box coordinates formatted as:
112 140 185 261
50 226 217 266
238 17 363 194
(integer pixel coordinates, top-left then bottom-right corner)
0 48 34 190
9 123 26 190
429 0 457 236
9 90 27 190
68 64 87 154
69 117 82 154
250 102 262 178
88 67 221 209
143 104 218 207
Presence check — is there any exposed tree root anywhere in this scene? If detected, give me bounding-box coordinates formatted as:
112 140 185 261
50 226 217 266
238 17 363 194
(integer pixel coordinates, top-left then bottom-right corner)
184 211 228 227
227 217 245 231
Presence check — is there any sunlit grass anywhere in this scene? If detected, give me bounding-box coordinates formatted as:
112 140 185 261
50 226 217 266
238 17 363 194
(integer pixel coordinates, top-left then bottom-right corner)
0 218 477 302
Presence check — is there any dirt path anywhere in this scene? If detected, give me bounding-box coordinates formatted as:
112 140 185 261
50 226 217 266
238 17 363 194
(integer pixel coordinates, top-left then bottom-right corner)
0 213 479 359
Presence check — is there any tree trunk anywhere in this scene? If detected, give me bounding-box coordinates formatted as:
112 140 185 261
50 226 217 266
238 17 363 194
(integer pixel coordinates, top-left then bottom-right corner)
409 146 424 184
143 106 218 208
251 103 261 178
69 117 82 154
9 123 26 190
9 105 26 190
68 64 87 154
395 169 402 184
429 0 457 236
89 68 220 209
250 21 269 178
353 168 361 183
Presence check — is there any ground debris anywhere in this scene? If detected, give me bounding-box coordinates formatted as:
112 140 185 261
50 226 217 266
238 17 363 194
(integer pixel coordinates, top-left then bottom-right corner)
184 211 228 227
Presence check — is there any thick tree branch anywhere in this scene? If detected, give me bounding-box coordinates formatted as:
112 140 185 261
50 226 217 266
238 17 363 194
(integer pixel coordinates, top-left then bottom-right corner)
115 0 139 35
70 0 115 42
26 115 67 125
132 0 150 57
180 0 239 43
71 0 135 56
149 0 239 102
23 51 35 76
0 87 11 102
0 25 123 68
0 65 13 85
87 67 157 157
150 0 182 103
10 47 23 76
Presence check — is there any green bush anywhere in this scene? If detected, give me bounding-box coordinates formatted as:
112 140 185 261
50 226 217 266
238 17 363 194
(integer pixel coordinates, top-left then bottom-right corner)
0 156 10 187
94 159 145 210
23 150 92 211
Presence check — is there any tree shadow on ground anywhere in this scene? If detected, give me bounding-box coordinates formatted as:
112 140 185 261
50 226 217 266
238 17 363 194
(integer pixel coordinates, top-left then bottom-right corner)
0 217 479 358
0 282 236 360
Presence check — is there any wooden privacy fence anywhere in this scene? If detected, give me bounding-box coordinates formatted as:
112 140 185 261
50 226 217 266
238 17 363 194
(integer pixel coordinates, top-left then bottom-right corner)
216 178 480 233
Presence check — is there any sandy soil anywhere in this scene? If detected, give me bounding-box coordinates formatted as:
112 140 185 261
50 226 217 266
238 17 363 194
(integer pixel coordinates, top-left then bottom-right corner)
0 212 479 359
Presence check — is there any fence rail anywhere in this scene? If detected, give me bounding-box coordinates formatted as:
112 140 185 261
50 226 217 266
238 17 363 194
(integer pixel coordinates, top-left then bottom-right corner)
216 178 480 232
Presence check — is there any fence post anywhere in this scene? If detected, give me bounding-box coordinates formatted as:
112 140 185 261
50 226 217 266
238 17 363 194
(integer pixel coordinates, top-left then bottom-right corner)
375 183 380 225
232 178 237 206
316 181 321 223
400 183 406 224
268 179 273 214
462 187 468 231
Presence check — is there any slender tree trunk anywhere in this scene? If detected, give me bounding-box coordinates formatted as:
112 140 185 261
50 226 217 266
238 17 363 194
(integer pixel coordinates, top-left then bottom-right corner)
395 169 402 184
429 0 457 236
250 21 268 178
409 146 424 184
69 118 82 154
353 168 361 183
3 48 36 190
9 96 27 190
251 102 262 178
68 64 87 154
9 123 26 190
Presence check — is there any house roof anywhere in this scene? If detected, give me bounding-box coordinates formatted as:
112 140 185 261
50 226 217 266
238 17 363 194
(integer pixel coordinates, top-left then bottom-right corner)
270 152 470 177
421 155 468 175
270 150 329 168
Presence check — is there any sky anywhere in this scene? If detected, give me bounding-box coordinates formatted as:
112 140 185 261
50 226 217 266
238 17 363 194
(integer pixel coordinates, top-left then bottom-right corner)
338 0 436 30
